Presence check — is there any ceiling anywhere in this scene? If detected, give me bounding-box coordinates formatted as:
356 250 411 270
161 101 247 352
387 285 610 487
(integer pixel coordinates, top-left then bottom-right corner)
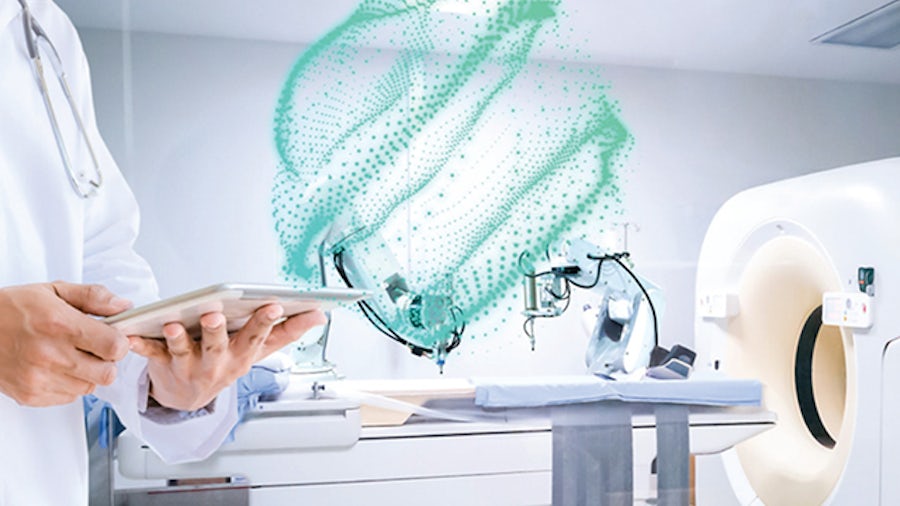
54 0 900 85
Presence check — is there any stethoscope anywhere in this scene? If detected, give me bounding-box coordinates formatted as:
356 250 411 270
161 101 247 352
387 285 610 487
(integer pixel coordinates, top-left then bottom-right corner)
18 0 102 198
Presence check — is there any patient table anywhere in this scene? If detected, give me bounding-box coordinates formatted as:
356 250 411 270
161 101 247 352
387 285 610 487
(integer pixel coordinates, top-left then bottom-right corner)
113 376 772 506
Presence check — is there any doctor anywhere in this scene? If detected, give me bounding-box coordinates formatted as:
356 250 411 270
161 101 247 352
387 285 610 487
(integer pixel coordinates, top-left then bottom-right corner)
0 0 326 503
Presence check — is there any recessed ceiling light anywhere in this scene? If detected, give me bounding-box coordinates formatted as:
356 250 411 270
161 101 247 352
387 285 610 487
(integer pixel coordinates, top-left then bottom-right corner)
812 0 900 49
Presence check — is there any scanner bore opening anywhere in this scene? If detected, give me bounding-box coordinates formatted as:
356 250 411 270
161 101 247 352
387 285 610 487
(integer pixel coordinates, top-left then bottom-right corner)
794 305 836 449
724 232 851 506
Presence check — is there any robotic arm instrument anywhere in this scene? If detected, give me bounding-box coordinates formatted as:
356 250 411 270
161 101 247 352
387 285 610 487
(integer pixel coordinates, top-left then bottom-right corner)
521 238 691 377
322 225 464 372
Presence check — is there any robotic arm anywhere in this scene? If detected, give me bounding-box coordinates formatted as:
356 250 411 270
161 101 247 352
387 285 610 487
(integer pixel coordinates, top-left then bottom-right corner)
521 239 690 377
324 225 464 372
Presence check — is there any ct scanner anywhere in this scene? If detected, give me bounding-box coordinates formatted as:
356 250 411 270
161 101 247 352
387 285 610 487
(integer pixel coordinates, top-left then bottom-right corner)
694 157 900 505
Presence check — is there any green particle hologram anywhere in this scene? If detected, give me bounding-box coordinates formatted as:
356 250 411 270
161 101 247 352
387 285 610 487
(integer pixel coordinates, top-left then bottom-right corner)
272 0 632 351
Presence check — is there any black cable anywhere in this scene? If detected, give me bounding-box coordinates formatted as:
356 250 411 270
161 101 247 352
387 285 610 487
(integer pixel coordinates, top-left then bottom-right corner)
359 292 432 357
569 251 631 289
587 251 630 262
523 316 536 343
523 271 574 346
332 249 432 357
521 249 657 349
567 258 605 289
552 249 657 347
547 279 572 313
523 312 559 349
560 285 571 313
608 255 659 347
332 249 468 357
518 251 552 279
446 306 465 352
547 278 571 300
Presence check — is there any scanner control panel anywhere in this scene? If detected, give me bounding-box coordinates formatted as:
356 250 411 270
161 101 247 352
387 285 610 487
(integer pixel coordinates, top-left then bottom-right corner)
822 292 873 329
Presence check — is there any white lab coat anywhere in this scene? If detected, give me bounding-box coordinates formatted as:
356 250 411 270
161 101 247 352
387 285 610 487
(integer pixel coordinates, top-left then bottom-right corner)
0 1 238 503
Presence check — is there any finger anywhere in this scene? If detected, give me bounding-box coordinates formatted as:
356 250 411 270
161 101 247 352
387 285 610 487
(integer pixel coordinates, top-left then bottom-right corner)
58 374 99 397
259 309 327 357
67 349 119 386
229 304 284 358
69 318 130 362
163 322 195 357
51 281 132 316
36 286 130 361
200 312 229 355
127 336 170 362
163 322 197 379
28 370 96 404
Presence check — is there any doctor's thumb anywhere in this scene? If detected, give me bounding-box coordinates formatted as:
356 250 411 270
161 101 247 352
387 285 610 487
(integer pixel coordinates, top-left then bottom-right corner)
51 281 133 316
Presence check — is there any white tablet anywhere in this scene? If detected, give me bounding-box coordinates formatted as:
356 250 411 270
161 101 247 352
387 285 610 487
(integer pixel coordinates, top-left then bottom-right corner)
104 283 369 338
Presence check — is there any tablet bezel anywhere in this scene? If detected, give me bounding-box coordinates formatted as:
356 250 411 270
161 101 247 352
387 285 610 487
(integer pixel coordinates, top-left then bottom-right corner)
104 282 369 338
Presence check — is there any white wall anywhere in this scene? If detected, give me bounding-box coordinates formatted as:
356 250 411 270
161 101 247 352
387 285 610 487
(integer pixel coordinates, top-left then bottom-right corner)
79 28 900 379
605 66 900 352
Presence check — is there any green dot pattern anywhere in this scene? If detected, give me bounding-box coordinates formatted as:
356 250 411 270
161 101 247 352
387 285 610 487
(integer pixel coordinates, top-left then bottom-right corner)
272 0 632 354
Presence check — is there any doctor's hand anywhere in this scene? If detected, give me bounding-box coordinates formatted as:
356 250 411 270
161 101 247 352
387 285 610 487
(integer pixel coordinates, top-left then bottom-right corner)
128 306 326 411
0 282 132 406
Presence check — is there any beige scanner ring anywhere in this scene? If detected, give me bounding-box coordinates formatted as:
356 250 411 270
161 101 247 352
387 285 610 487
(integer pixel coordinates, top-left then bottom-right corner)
723 233 855 506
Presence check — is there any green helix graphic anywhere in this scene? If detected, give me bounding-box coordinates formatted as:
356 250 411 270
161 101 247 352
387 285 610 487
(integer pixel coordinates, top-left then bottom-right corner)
272 0 632 356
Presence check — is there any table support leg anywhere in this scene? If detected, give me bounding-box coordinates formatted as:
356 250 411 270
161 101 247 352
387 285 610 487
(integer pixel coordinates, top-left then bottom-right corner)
655 404 690 506
552 403 633 506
